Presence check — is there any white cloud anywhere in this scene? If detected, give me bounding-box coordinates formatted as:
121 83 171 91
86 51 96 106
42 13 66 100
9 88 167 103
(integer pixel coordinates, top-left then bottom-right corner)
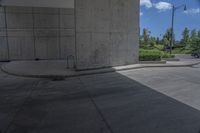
184 8 200 14
154 2 172 11
140 12 143 16
140 0 153 8
140 0 172 12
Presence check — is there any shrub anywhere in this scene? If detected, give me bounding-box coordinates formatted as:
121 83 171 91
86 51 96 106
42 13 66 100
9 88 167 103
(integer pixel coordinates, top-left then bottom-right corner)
172 48 192 54
139 49 162 61
161 52 175 58
154 44 164 51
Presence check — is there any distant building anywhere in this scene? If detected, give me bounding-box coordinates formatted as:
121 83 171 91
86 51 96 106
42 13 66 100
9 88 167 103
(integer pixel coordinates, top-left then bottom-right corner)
0 0 139 70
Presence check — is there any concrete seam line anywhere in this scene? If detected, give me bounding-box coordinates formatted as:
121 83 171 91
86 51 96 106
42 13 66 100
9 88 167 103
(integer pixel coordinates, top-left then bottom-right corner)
4 80 40 133
78 78 114 133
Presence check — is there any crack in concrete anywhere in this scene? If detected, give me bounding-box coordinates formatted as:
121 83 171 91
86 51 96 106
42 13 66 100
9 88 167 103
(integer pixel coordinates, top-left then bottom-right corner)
78 77 114 133
3 80 41 133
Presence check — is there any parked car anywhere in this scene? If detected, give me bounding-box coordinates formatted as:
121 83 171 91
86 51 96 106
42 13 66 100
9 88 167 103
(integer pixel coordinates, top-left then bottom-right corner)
191 49 200 58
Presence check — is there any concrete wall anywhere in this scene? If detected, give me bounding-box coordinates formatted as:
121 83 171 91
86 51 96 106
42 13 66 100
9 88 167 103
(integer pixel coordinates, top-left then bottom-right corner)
0 6 75 61
75 0 139 70
0 7 9 61
0 0 74 8
0 0 139 69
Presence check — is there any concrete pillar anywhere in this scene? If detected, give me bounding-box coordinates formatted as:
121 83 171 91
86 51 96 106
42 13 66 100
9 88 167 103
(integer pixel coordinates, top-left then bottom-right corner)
75 0 139 70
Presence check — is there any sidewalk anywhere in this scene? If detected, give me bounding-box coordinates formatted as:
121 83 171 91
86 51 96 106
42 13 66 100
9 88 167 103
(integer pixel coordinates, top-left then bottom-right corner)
1 59 200 78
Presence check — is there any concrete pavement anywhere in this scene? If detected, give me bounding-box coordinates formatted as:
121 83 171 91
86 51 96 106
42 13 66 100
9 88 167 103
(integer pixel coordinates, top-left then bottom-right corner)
175 54 196 60
1 63 200 133
119 63 200 112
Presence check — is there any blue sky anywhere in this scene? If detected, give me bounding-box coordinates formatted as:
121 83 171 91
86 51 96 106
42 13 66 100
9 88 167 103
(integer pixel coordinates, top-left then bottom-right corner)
140 0 200 40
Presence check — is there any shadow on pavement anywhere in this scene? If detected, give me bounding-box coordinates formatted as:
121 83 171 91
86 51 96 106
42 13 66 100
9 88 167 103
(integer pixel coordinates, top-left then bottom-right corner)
0 70 200 133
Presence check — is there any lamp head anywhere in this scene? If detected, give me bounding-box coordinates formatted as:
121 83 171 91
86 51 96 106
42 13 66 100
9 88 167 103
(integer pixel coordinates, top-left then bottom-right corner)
184 5 187 11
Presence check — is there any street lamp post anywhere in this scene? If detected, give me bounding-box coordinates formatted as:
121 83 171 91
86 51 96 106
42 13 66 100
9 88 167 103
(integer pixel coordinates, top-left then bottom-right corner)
170 4 187 54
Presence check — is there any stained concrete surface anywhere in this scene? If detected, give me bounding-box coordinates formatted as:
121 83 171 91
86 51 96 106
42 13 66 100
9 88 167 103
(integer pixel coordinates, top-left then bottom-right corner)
1 62 200 133
0 0 74 8
75 0 139 69
0 6 75 61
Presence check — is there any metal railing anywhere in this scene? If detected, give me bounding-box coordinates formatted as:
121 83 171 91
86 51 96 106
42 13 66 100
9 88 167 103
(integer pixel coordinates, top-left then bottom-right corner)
66 55 75 69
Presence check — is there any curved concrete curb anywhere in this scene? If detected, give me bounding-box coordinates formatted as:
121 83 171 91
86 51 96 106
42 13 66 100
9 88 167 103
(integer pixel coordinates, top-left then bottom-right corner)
1 61 200 79
0 64 113 79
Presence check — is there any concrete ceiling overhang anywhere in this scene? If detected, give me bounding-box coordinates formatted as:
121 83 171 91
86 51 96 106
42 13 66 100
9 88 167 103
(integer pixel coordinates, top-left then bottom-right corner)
0 0 74 8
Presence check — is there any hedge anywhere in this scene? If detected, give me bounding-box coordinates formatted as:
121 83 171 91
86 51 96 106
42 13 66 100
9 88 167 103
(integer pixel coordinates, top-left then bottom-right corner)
139 49 162 61
161 52 175 58
139 49 174 61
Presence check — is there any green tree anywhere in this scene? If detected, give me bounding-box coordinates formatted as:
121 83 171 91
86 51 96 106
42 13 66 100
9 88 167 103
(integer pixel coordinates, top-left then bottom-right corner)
162 28 173 47
156 37 160 45
191 29 198 40
190 29 200 50
191 37 200 50
198 30 200 38
181 27 190 47
140 28 151 48
143 28 150 46
149 39 156 47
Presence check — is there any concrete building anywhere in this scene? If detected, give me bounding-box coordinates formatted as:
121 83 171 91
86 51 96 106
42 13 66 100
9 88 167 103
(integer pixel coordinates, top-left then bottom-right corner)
0 0 139 70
